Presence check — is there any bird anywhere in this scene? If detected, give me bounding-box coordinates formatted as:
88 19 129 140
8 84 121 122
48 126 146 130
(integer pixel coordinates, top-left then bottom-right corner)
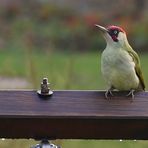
95 24 145 99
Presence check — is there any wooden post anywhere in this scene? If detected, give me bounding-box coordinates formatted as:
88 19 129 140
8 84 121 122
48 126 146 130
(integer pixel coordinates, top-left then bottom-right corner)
0 90 148 139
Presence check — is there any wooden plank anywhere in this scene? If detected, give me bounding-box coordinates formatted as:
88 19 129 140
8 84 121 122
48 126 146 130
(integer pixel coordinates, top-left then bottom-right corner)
0 90 148 139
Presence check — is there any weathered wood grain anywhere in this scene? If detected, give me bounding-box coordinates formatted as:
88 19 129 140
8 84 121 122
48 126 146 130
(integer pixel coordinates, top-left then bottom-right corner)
0 90 148 139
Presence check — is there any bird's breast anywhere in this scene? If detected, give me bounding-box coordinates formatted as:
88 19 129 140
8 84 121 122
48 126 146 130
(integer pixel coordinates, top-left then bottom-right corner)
101 48 139 90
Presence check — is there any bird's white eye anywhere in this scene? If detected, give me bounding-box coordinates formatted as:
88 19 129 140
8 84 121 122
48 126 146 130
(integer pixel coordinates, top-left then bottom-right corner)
114 30 118 34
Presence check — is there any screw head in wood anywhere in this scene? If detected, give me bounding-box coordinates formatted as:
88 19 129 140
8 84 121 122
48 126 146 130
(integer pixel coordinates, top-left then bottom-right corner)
37 78 53 98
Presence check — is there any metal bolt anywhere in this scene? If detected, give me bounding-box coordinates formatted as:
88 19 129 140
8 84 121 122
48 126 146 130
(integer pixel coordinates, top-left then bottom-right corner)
37 78 53 97
41 78 49 94
31 140 61 148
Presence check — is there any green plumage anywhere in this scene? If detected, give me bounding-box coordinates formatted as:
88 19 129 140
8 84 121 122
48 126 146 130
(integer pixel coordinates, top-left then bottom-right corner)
96 24 145 98
127 46 145 90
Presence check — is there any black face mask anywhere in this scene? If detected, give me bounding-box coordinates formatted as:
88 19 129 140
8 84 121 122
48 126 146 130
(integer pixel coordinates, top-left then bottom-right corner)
108 29 119 42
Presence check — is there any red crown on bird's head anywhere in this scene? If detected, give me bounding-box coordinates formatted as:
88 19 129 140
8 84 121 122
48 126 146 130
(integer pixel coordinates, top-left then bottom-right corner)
107 25 126 34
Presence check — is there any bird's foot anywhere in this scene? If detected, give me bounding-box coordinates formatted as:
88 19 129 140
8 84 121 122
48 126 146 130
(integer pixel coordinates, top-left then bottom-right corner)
105 89 114 99
126 89 135 99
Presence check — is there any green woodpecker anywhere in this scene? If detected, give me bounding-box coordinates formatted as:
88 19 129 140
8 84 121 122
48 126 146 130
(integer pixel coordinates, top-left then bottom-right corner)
95 25 145 99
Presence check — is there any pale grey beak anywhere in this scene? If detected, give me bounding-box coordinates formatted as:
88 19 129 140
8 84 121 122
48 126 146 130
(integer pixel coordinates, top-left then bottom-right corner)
95 24 108 33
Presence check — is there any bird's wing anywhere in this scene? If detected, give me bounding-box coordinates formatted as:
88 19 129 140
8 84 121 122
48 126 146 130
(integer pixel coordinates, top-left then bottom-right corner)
127 49 145 90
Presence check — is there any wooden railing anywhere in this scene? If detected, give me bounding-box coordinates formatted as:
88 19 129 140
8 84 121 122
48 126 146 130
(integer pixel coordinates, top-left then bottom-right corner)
0 90 148 140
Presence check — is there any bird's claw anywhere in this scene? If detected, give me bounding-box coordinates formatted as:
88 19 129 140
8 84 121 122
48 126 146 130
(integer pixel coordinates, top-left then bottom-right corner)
105 89 114 99
126 89 135 99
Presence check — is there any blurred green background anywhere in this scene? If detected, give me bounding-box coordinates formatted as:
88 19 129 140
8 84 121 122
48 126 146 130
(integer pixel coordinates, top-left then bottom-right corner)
0 0 148 147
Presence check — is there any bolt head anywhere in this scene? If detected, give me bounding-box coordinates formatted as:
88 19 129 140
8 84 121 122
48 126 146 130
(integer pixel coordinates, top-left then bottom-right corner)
43 78 48 84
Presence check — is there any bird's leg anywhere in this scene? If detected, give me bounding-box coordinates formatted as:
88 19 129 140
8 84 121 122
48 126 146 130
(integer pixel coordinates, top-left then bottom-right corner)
105 86 114 99
126 89 135 99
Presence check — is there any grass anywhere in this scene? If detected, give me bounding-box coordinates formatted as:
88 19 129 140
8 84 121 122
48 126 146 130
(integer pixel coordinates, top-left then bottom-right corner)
1 139 148 148
0 49 106 89
0 49 148 90
0 49 148 147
